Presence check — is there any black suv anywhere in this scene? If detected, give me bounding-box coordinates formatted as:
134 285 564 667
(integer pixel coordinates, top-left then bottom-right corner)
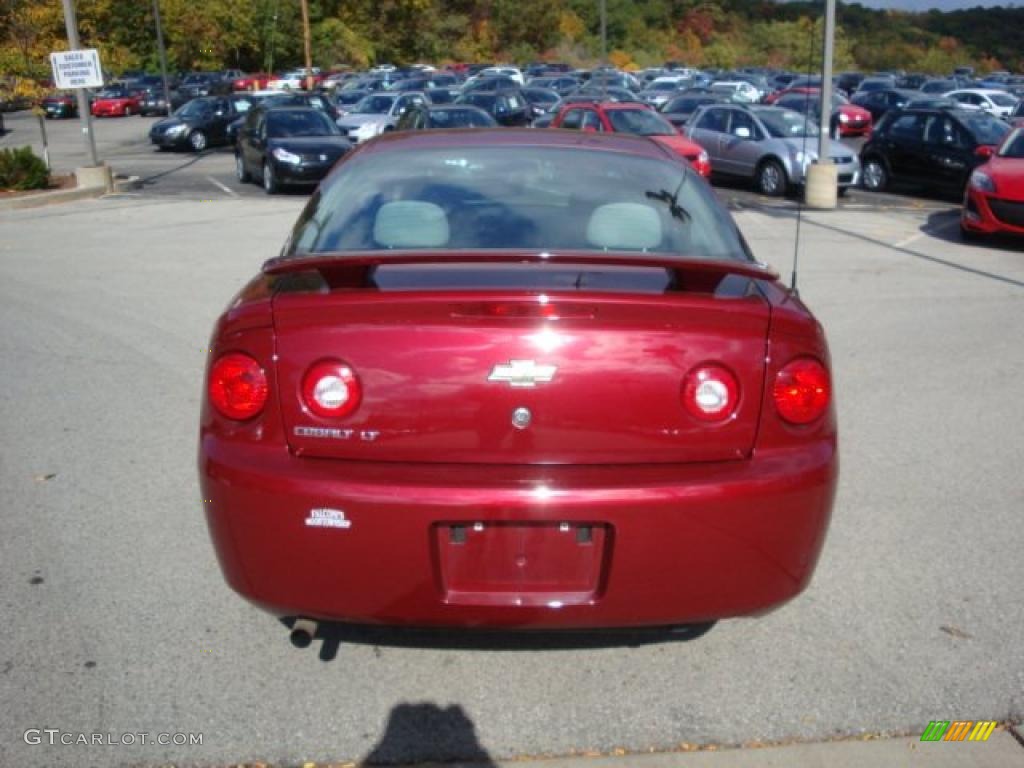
859 108 1011 195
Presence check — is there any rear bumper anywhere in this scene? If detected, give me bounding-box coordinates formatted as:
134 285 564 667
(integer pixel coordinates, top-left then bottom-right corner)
199 438 837 628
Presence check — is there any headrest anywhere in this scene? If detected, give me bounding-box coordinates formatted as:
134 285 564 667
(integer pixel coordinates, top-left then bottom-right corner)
586 203 662 251
373 201 450 248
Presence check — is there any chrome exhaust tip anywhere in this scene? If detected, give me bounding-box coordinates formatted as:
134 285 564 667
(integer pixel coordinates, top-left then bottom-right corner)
289 618 318 648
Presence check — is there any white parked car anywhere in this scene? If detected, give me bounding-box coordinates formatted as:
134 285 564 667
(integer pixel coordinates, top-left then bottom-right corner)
267 68 320 90
478 66 525 86
710 81 761 104
943 89 1019 118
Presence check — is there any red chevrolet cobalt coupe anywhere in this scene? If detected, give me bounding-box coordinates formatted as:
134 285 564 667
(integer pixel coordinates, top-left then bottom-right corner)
199 129 837 637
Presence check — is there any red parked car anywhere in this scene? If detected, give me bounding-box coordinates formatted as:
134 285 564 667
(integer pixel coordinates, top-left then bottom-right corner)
232 72 274 91
962 126 1024 239
199 129 837 639
551 101 712 178
90 86 140 117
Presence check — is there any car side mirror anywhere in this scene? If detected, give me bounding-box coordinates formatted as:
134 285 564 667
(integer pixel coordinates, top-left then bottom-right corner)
975 145 994 159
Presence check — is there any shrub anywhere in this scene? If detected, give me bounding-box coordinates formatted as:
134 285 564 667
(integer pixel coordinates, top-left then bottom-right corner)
0 146 49 191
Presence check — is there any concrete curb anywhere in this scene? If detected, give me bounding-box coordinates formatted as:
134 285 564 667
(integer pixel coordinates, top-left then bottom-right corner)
0 175 141 211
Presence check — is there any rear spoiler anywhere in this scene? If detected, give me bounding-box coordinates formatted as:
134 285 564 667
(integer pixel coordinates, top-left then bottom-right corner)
263 251 779 289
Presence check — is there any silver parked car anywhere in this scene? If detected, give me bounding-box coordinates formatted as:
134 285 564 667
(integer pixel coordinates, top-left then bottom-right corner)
686 104 861 197
335 91 429 143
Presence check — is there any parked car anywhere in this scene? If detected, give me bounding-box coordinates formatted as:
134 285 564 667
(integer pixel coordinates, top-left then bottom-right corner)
773 91 872 139
551 101 710 178
41 92 77 118
455 90 531 127
178 72 230 99
461 75 520 94
942 89 1019 119
859 108 1011 195
638 78 690 108
138 89 188 117
394 104 498 131
149 95 244 152
526 76 580 96
658 93 727 129
90 86 141 117
686 104 860 196
268 68 322 90
1011 100 1024 128
235 106 352 194
961 126 1024 240
232 73 274 91
709 81 761 104
520 87 560 118
226 91 338 142
851 88 919 123
853 76 897 96
920 79 959 95
199 127 837 633
336 91 430 142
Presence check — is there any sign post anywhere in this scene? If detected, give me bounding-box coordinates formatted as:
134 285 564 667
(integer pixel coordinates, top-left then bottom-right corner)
55 0 100 167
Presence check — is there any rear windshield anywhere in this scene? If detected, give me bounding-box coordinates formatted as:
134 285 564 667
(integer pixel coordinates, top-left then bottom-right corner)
267 110 339 137
285 146 751 262
961 113 1011 145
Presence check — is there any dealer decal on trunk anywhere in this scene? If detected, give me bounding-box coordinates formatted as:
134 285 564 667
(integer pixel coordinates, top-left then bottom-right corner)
305 508 352 529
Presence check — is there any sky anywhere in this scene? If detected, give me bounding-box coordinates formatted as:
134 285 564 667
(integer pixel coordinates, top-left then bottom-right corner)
843 0 1016 10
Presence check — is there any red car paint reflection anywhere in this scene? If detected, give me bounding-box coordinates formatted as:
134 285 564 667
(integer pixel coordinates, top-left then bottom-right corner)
198 129 837 632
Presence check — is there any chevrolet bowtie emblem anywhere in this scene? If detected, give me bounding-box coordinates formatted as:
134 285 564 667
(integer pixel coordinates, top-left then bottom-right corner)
488 360 557 388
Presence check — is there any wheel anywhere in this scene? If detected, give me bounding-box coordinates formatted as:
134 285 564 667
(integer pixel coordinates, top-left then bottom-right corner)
263 161 279 194
862 158 888 192
755 159 787 197
189 130 208 152
838 186 848 198
235 153 251 183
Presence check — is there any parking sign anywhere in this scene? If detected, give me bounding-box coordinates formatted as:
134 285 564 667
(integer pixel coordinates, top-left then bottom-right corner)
50 49 103 89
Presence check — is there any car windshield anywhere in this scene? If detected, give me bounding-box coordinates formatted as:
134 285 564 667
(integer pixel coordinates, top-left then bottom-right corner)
353 94 395 114
961 113 1011 146
524 90 559 104
998 129 1024 158
287 146 750 262
756 109 820 138
430 108 495 128
648 82 679 91
266 110 339 137
175 100 213 118
462 94 495 108
97 89 125 98
989 92 1018 107
606 109 675 136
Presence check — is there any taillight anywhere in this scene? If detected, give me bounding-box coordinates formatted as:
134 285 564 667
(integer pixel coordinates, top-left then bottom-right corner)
773 358 830 424
682 364 739 422
208 353 268 420
301 359 361 418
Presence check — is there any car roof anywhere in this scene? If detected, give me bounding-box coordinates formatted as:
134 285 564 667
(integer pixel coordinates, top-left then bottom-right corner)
359 126 675 161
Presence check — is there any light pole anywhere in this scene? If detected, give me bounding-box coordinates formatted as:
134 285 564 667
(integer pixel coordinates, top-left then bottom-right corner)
152 0 172 116
805 0 838 209
300 0 313 90
59 0 99 166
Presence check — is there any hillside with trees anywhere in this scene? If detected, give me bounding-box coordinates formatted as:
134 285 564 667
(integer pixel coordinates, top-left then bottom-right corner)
1 0 1021 84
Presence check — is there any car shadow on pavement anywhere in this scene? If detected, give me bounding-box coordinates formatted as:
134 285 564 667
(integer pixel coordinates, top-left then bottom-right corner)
138 148 227 185
925 209 1024 254
360 702 497 766
280 617 717 661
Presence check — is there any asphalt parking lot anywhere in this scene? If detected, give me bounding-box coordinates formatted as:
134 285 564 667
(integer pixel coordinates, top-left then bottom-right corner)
1 111 1023 768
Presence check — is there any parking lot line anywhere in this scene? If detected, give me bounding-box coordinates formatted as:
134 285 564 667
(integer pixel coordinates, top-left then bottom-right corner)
206 176 239 198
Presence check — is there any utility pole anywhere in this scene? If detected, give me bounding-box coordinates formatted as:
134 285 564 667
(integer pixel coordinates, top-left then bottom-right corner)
300 0 313 90
600 0 607 99
59 0 99 166
805 0 838 209
817 0 836 160
152 0 173 116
